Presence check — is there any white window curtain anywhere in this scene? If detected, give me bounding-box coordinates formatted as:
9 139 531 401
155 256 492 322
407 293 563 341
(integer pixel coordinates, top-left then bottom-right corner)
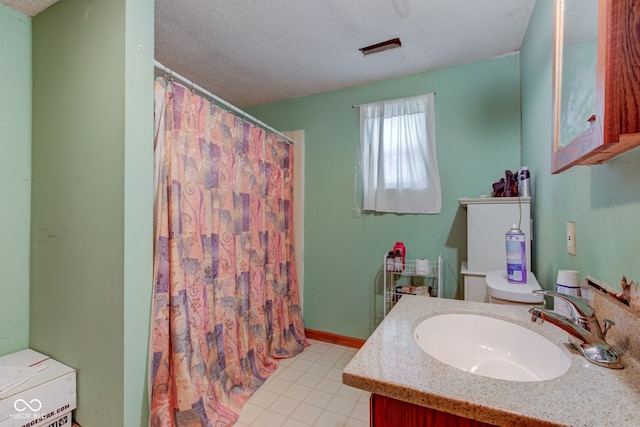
358 93 441 214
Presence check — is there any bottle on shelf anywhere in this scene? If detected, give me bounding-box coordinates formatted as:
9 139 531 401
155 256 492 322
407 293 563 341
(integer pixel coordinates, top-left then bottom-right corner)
394 250 403 272
518 166 531 197
393 242 406 270
385 251 395 272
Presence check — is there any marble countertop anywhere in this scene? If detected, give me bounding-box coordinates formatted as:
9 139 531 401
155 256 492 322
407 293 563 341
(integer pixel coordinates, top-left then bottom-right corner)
343 296 640 427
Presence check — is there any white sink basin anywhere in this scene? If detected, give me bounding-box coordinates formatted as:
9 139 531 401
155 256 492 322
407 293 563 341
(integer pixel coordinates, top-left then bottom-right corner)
414 313 571 382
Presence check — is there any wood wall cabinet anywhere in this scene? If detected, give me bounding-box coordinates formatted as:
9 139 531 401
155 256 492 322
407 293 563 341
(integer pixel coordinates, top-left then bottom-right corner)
552 0 640 173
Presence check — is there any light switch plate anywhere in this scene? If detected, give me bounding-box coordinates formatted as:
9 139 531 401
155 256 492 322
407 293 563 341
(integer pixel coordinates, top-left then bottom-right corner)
567 221 576 255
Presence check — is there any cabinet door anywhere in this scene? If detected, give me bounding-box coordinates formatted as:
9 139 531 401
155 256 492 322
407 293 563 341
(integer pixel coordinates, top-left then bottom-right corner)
552 0 640 173
371 394 497 427
467 202 531 272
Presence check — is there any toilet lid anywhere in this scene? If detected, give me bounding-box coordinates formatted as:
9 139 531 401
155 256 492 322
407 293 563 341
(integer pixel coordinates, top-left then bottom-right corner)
485 270 544 303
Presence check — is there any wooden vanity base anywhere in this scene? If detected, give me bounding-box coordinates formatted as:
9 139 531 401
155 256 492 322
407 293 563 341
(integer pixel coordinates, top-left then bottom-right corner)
371 394 498 427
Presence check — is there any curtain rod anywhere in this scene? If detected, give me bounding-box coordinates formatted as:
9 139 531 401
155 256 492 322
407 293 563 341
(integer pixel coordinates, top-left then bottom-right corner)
154 60 294 145
351 92 436 108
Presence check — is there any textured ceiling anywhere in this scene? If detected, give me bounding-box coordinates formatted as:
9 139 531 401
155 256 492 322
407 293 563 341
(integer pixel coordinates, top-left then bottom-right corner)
1 0 57 17
3 0 539 109
155 0 537 108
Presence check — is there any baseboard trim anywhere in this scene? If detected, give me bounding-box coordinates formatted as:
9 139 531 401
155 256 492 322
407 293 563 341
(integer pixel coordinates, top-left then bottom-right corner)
305 328 366 349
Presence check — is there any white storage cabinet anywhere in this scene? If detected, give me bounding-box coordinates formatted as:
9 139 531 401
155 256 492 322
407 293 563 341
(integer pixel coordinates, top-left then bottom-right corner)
458 197 532 302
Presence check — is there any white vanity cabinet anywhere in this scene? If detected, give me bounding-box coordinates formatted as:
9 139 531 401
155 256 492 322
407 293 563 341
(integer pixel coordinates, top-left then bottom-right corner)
459 197 531 302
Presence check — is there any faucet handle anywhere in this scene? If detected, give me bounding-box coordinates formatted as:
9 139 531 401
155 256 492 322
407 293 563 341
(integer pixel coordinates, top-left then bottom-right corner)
602 319 615 337
532 290 594 318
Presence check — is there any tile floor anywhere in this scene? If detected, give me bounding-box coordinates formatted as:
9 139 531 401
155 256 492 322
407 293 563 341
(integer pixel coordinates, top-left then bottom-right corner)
234 339 370 427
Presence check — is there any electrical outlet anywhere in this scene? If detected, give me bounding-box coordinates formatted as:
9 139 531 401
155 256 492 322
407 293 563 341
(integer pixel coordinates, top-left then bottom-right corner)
567 221 576 255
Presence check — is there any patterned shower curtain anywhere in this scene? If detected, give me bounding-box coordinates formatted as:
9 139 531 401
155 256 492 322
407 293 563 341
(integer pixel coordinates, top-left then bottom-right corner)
150 79 307 427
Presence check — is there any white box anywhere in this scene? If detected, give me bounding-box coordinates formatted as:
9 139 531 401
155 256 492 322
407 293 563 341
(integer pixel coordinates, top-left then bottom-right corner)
0 350 76 427
24 412 72 427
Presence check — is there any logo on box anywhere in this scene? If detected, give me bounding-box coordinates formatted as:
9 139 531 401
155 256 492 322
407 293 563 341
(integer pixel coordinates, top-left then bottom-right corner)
14 399 42 413
8 398 71 427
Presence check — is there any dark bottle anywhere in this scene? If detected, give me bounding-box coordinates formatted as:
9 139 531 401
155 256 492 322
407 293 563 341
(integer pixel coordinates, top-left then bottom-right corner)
385 251 395 272
394 250 403 273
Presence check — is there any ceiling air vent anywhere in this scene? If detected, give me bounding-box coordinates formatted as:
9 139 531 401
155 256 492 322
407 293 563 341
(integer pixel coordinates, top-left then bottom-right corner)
359 38 402 56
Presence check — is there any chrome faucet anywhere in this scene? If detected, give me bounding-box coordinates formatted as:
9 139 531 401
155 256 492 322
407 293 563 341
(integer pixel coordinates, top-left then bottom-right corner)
532 290 611 339
528 291 623 369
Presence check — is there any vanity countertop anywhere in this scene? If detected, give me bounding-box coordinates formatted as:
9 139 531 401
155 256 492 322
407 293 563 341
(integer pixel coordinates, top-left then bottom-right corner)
343 296 640 427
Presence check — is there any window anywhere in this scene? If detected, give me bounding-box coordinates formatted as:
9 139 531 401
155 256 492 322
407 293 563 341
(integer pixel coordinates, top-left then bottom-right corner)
357 93 441 214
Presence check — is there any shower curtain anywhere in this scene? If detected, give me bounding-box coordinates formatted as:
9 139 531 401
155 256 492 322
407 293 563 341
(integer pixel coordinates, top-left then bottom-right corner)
150 79 307 427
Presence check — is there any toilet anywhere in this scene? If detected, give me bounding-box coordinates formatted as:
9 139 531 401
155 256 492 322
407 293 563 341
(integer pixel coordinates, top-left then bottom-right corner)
485 270 545 306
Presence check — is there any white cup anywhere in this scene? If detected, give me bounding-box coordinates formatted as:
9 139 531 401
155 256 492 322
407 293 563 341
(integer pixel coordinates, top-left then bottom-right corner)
415 259 430 275
555 269 581 296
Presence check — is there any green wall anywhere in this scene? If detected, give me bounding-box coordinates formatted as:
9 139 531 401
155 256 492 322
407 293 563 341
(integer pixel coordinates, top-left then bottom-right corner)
0 5 31 356
248 56 522 339
123 0 154 425
520 0 640 291
30 0 153 425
